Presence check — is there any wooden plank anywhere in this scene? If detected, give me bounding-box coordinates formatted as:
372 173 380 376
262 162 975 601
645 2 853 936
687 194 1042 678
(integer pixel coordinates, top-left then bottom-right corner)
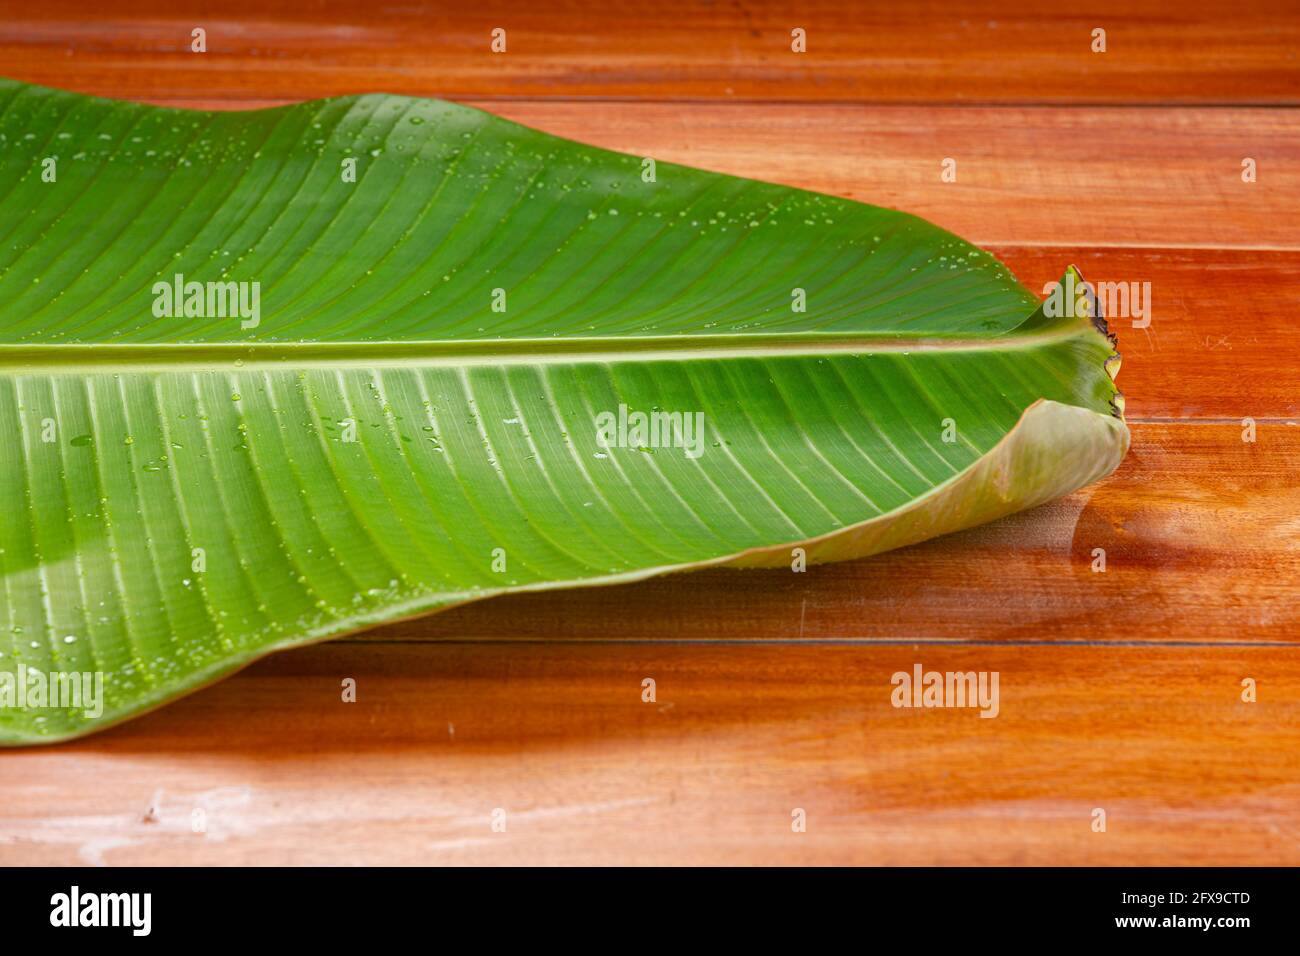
25 99 1297 250
471 102 1300 250
351 424 1300 645
2 642 1294 865
990 247 1300 421
1 1 1297 104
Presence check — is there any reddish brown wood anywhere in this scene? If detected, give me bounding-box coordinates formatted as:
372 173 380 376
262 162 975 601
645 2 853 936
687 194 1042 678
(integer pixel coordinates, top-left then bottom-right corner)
991 247 1300 420
1 1 1297 104
471 102 1300 250
24 99 1296 250
1 642 1294 865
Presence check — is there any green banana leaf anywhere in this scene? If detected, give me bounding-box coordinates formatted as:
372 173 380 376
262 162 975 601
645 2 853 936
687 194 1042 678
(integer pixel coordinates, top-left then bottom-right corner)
0 78 1126 744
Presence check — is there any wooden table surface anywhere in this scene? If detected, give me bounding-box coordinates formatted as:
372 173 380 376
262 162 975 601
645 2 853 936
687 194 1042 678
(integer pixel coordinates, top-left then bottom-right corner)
0 0 1296 866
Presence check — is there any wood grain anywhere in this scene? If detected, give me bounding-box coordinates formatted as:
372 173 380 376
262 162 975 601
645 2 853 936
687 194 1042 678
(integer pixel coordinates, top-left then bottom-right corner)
1 642 1294 865
473 102 1300 250
1 0 1297 104
20 99 1299 250
354 423 1300 646
990 247 1300 420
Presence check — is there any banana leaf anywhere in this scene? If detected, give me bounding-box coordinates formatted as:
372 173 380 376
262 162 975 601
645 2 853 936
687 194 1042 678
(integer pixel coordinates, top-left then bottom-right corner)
0 79 1127 744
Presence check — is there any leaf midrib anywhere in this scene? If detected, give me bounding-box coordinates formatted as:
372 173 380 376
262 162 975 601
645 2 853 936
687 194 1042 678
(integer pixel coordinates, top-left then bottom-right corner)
0 325 1091 372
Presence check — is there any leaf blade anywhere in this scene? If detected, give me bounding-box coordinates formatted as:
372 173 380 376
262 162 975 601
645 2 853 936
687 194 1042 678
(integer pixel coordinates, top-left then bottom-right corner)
0 80 1125 743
